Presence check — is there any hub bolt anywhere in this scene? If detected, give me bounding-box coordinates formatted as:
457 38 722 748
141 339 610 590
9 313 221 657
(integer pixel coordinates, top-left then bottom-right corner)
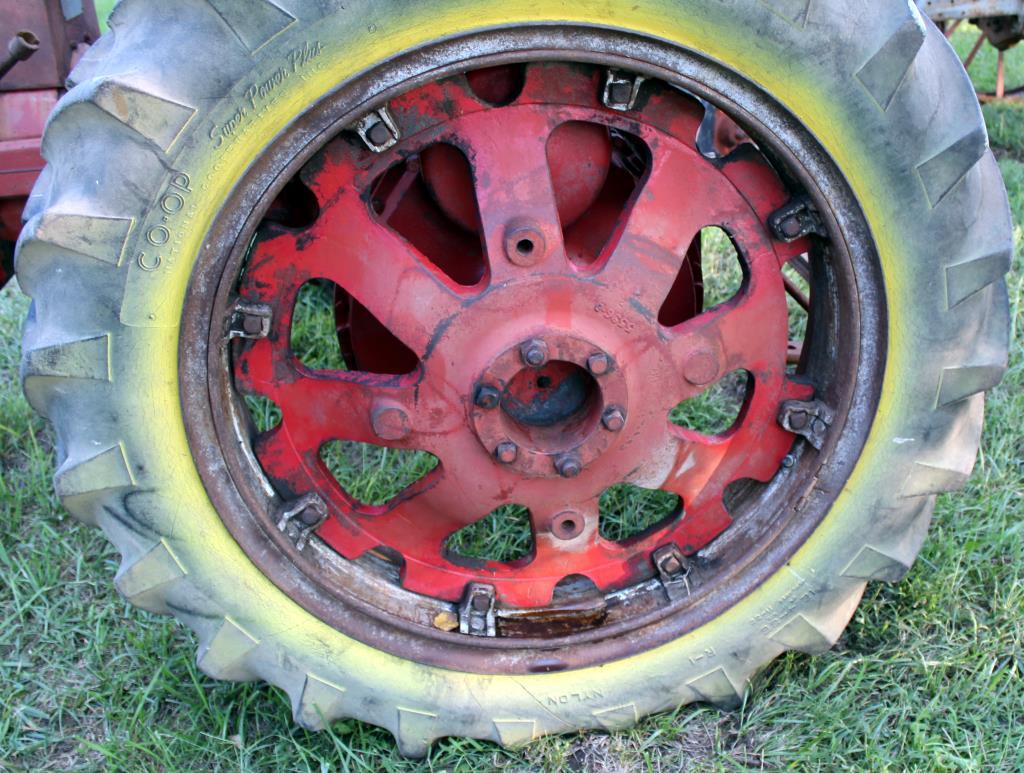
520 339 549 368
554 454 583 479
475 384 501 410
371 405 410 441
495 441 519 464
587 353 611 376
602 406 626 432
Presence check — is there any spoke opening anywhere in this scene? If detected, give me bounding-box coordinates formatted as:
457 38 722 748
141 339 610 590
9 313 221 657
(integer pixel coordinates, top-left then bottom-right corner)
559 124 650 267
291 279 420 376
670 369 750 435
263 175 320 229
444 504 533 564
658 226 744 327
782 259 811 371
374 145 488 286
291 279 348 371
465 63 527 106
598 484 682 543
244 394 282 433
320 441 438 507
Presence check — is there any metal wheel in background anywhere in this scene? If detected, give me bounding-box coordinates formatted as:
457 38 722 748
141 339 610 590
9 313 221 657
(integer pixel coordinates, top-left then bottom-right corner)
945 16 1024 100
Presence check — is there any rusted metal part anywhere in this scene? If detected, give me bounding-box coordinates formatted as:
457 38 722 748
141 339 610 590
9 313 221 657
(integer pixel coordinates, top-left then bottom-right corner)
927 1 1024 101
0 32 41 82
0 0 99 92
276 493 329 551
778 398 834 451
652 543 691 602
181 30 884 673
918 0 1024 22
497 590 607 637
459 583 497 636
769 195 825 242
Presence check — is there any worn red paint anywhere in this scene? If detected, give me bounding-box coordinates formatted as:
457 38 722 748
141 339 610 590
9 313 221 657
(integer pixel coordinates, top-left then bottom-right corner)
235 63 812 607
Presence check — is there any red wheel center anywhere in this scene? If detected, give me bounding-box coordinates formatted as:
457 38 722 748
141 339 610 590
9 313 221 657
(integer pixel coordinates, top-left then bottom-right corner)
468 331 629 477
233 62 815 607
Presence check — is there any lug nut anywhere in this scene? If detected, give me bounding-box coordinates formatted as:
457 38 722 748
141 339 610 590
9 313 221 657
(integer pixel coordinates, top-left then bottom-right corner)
554 454 583 479
602 406 626 432
495 441 519 464
371 405 411 441
598 407 622 432
587 353 611 376
475 384 501 410
520 339 548 368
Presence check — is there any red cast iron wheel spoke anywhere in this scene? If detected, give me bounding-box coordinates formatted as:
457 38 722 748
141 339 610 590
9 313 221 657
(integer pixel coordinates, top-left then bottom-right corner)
451 107 567 281
247 150 467 359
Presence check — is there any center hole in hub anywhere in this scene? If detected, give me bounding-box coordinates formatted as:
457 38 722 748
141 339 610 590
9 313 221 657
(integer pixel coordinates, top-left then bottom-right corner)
516 238 535 256
501 361 602 453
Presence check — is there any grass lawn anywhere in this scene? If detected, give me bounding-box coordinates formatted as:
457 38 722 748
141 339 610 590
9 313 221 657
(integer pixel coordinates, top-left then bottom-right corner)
1 19 1022 771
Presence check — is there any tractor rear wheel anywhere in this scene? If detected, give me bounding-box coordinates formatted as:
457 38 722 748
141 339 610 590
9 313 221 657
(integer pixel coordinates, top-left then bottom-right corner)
18 0 1011 755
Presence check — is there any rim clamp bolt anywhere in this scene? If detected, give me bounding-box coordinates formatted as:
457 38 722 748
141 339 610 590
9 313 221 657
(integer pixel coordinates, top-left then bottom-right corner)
275 494 329 552
602 406 626 432
603 69 646 111
459 583 497 637
495 441 519 464
228 300 272 340
355 104 400 152
652 543 691 602
778 398 834 450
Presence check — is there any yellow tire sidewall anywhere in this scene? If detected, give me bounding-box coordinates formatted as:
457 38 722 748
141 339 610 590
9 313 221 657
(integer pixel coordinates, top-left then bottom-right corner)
111 0 926 728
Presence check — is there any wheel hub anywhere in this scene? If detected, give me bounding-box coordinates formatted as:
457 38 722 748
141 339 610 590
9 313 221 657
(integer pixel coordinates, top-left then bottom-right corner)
470 331 626 477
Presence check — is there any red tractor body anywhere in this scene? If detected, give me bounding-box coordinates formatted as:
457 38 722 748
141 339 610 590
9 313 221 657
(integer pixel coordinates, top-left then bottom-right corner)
0 1 100 285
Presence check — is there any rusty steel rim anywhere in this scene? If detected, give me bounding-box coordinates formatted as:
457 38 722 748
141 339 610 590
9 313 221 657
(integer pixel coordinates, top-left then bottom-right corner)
181 28 885 673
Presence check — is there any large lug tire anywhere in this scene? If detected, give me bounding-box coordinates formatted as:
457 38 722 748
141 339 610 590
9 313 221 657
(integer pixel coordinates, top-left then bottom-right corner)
17 0 1011 756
